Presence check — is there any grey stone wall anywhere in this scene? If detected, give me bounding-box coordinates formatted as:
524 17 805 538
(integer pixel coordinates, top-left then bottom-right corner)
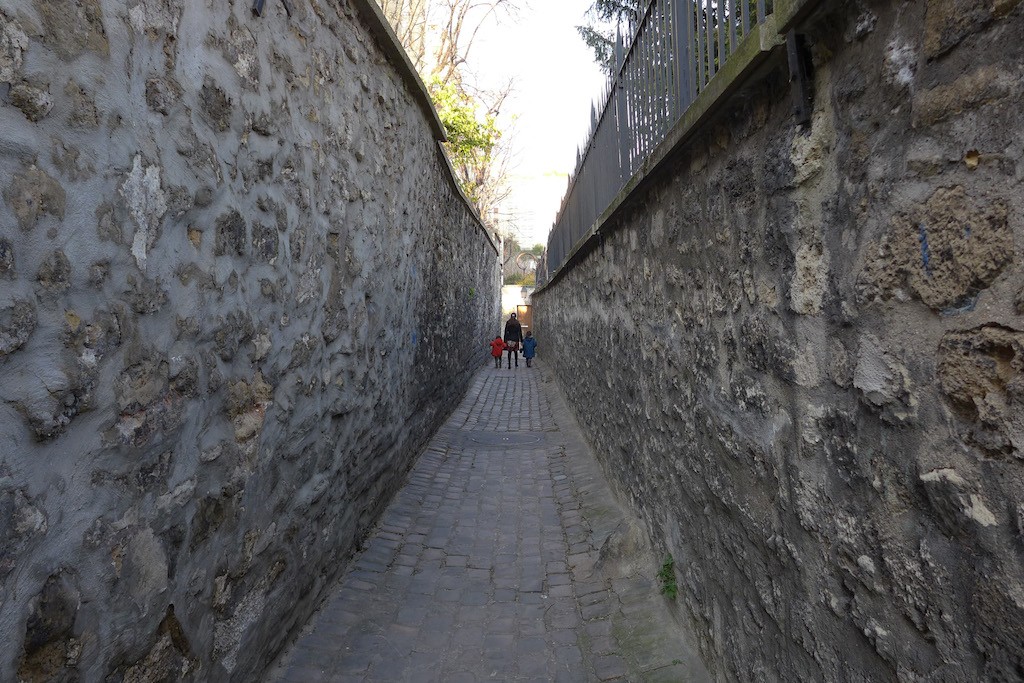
534 0 1024 680
0 0 497 680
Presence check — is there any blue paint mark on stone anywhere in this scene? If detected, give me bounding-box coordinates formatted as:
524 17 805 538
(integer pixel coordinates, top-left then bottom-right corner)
412 331 418 345
942 292 979 316
918 223 932 277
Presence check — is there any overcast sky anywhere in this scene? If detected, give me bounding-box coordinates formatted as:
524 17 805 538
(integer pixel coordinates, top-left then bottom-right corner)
467 1 607 248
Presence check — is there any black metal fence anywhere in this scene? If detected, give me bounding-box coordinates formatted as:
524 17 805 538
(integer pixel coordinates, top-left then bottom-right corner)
546 0 774 276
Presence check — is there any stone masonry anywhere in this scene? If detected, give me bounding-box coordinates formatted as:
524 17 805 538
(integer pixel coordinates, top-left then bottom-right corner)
0 0 497 681
534 0 1024 680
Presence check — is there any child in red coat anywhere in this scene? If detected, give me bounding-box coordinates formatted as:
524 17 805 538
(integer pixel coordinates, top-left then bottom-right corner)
489 336 505 368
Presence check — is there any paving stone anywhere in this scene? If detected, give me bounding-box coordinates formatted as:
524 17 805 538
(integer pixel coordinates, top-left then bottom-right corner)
268 368 710 683
594 654 629 680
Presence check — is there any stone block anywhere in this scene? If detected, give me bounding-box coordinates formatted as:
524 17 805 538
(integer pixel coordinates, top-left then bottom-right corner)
938 324 1024 457
9 82 53 122
923 0 993 59
0 298 36 356
4 165 66 231
858 186 1012 311
913 65 1015 127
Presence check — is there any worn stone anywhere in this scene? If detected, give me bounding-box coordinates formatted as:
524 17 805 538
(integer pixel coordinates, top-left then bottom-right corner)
0 488 48 579
36 250 71 297
64 80 99 128
858 186 1012 311
145 75 183 115
115 359 169 413
120 155 168 272
923 0 993 59
215 209 247 257
87 260 110 287
0 12 29 83
0 299 37 356
938 325 1024 457
4 165 67 231
127 0 182 40
9 81 53 122
790 242 829 315
913 65 1016 127
51 138 96 181
12 362 92 440
213 312 253 361
200 77 232 132
122 606 198 682
920 468 998 535
123 528 169 615
221 19 260 89
251 220 278 262
17 570 80 683
193 186 213 207
165 184 192 218
125 275 168 315
34 0 109 59
0 238 13 278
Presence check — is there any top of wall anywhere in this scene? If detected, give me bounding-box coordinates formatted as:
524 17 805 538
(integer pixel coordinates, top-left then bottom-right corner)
351 0 500 256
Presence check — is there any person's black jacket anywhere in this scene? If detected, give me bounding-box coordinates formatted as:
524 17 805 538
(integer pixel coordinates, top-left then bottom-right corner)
503 318 523 345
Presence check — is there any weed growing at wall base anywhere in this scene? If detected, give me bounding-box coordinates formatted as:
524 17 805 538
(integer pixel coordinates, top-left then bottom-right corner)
658 555 677 600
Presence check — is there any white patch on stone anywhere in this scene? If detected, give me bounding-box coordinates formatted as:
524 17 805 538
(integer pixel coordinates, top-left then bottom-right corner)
919 467 967 487
116 413 146 442
790 243 829 315
885 40 917 88
79 348 99 367
0 15 29 84
128 0 180 36
799 404 825 446
851 11 877 40
966 494 998 527
857 555 877 574
793 349 822 387
120 155 167 272
157 479 196 511
790 110 835 186
252 333 272 361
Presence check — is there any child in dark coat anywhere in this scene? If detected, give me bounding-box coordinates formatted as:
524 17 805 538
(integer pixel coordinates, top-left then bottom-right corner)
489 336 505 368
522 331 537 367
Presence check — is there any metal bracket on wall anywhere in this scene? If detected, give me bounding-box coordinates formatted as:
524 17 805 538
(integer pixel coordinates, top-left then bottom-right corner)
786 31 813 126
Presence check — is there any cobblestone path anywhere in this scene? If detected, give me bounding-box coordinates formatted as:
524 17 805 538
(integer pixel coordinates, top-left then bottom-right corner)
269 365 710 682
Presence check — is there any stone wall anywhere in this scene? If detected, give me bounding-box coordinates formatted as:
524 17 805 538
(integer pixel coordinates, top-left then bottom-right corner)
0 0 497 680
533 0 1024 679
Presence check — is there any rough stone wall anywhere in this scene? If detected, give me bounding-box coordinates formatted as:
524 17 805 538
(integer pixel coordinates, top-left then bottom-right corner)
0 0 497 680
534 1 1024 680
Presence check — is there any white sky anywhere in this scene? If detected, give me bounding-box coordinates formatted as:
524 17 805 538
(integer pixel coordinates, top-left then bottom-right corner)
466 1 608 248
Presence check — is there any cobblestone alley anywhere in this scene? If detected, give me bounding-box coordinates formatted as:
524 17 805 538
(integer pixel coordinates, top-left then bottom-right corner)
269 364 711 682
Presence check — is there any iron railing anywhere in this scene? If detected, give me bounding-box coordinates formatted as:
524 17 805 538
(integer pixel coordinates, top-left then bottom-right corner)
546 0 773 276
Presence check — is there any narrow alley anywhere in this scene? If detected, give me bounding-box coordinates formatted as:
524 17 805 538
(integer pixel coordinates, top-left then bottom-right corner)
269 366 710 682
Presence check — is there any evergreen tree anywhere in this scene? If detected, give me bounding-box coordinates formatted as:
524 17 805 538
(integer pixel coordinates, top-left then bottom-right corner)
576 0 644 72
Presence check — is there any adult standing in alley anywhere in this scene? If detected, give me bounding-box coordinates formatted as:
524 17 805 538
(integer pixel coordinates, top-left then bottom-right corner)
503 312 523 369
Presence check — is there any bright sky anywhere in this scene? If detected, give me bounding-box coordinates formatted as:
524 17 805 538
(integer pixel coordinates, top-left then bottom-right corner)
467 1 608 248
